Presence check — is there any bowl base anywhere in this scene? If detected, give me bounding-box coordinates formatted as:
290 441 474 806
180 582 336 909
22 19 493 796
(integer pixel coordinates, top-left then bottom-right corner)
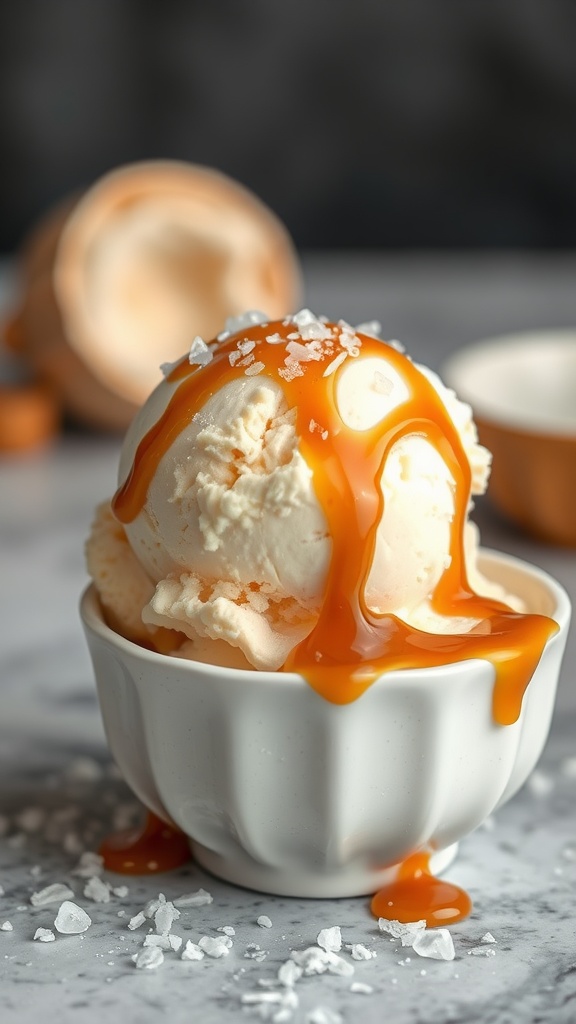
190 841 459 899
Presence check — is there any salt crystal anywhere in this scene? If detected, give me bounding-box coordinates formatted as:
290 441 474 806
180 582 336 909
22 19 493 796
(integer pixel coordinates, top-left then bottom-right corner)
244 942 267 961
291 946 354 977
160 357 184 378
143 934 171 950
229 350 243 366
30 866 42 879
306 1007 343 1024
112 886 129 898
33 928 55 943
84 876 111 903
173 888 213 908
238 339 256 355
278 362 305 381
225 310 269 334
317 926 342 952
143 893 166 918
348 943 376 960
169 934 182 952
412 928 455 961
154 900 180 935
278 960 302 986
1 921 13 931
527 770 554 798
468 946 496 957
189 335 213 367
265 332 285 345
378 917 426 947
30 883 75 907
54 901 92 935
218 925 236 936
258 915 273 929
181 940 204 961
133 946 164 970
350 982 374 994
387 338 405 352
128 912 146 931
62 834 83 856
355 320 381 338
291 309 317 328
198 935 231 958
15 807 46 833
245 360 265 376
72 852 104 878
481 932 497 944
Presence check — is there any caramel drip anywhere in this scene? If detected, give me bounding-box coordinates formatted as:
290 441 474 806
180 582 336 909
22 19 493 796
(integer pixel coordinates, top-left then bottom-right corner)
370 852 472 926
99 810 191 874
112 319 557 726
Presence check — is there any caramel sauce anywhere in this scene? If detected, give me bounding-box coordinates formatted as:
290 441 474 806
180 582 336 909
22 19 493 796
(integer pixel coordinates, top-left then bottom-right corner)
113 317 557 726
370 852 472 926
99 810 191 874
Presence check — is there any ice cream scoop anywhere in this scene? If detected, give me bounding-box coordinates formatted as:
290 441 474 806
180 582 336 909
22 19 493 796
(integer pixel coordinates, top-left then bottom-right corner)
87 309 555 721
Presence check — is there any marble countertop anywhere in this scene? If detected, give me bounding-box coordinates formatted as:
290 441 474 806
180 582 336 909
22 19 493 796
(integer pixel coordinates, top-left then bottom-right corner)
1 252 576 1023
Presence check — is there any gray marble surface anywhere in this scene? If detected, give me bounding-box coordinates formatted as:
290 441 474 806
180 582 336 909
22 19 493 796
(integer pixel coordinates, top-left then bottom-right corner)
1 253 576 1023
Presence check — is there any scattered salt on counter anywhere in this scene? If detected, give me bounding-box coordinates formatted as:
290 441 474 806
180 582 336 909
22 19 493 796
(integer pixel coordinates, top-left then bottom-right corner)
378 917 426 947
133 946 164 970
154 899 180 935
198 935 232 958
412 928 455 961
481 932 497 944
468 946 497 957
181 939 204 961
53 901 92 935
173 888 213 908
317 926 342 952
350 982 374 994
347 943 377 960
218 925 235 936
1 920 13 931
84 876 111 903
257 915 273 929
33 928 55 942
72 852 105 878
30 883 75 907
128 911 146 930
15 807 46 833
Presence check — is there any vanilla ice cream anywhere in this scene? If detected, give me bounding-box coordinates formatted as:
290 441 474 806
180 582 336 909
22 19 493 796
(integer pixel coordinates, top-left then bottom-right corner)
87 309 528 693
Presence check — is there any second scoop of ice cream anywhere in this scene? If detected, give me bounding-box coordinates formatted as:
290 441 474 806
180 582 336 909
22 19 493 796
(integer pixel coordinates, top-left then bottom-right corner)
87 310 521 672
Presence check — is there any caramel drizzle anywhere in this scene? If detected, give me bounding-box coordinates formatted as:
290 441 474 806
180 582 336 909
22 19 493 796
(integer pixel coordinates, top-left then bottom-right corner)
112 319 557 726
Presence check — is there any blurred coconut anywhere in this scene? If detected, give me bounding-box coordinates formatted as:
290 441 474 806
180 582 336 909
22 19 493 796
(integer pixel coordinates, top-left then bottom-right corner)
5 161 302 431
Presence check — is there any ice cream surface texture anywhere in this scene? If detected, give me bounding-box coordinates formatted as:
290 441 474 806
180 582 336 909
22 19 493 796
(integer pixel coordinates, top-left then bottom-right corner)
87 310 556 724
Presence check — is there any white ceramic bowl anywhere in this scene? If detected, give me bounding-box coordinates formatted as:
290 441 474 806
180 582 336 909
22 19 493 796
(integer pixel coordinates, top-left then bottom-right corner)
80 549 570 898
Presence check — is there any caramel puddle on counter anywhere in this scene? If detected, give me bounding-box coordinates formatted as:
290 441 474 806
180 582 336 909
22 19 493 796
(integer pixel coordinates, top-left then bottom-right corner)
99 810 191 874
108 318 556 912
370 852 472 926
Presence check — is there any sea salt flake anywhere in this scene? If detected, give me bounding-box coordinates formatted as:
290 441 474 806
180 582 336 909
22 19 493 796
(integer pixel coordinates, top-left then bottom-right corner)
481 932 497 944
355 320 381 338
128 912 146 931
278 960 302 986
278 362 305 382
160 357 185 378
144 893 166 917
173 888 213 908
245 360 265 376
317 926 342 952
291 945 353 977
412 928 455 961
265 332 285 345
33 928 55 943
468 946 496 957
169 934 182 952
83 876 111 903
218 925 236 936
189 335 213 367
112 886 129 898
348 943 376 960
225 310 269 334
54 901 92 935
378 918 426 947
258 915 273 929
133 946 164 970
1 921 13 931
154 900 180 935
30 883 75 907
306 1007 343 1024
198 935 231 958
350 982 374 994
143 934 171 950
244 943 267 961
229 349 243 366
238 338 256 355
72 852 104 878
181 940 204 961
387 338 405 353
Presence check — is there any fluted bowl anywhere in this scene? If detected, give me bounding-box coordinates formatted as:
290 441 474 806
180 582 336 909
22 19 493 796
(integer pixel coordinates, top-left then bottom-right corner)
80 549 570 897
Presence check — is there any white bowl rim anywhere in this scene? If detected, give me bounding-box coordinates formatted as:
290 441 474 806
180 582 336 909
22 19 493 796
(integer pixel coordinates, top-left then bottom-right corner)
443 329 576 437
80 548 570 689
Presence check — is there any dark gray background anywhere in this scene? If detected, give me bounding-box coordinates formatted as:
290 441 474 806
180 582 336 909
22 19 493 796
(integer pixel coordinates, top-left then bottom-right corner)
1 0 576 252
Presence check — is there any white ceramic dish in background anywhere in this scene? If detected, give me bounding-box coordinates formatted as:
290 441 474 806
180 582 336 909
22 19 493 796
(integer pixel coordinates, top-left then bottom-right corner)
443 331 576 545
80 550 570 898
